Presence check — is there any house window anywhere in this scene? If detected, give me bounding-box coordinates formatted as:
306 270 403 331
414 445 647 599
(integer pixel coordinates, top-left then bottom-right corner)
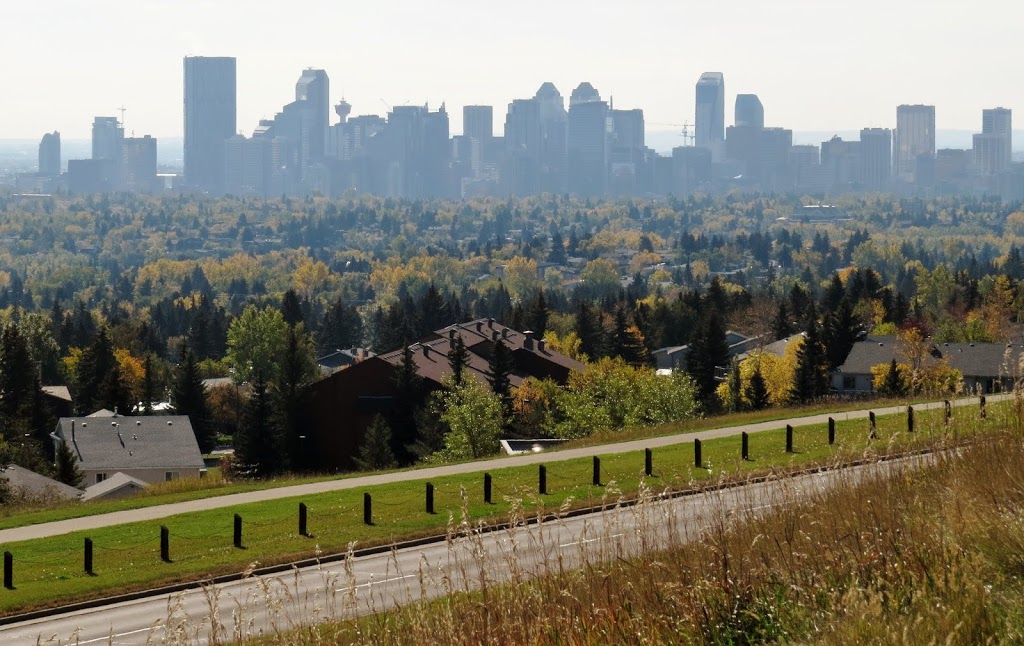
165 471 180 482
95 473 106 484
842 376 856 390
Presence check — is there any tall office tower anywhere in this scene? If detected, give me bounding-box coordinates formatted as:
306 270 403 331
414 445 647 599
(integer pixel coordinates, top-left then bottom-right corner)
759 127 793 190
610 109 645 150
535 82 568 193
608 108 646 195
381 104 451 199
463 105 494 176
973 133 1010 175
119 135 158 192
504 99 542 194
734 94 764 129
183 56 237 193
91 117 123 161
567 83 610 197
821 136 861 190
38 131 60 175
860 128 892 191
894 105 935 183
982 107 1012 167
695 72 725 160
295 69 330 164
225 134 272 197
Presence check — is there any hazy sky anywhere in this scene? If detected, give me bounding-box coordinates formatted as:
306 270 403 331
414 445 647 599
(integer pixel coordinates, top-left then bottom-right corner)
4 0 1021 140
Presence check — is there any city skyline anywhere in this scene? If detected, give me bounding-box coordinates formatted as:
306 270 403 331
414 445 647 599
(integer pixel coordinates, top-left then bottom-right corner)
3 0 1022 140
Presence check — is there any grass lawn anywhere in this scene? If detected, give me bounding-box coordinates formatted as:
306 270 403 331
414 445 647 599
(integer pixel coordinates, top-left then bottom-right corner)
0 398 1006 617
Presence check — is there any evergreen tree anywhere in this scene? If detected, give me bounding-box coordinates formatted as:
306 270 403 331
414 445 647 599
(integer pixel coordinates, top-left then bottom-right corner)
275 325 317 470
880 359 908 397
448 335 470 386
772 302 792 341
791 312 829 404
727 359 743 412
234 375 283 476
318 298 364 353
75 328 131 415
280 289 305 327
171 346 215 453
823 297 858 369
686 310 730 412
611 306 647 367
354 415 398 471
523 290 549 337
745 364 770 410
574 301 604 360
391 345 423 464
487 339 515 426
55 439 83 488
0 324 36 426
141 354 157 414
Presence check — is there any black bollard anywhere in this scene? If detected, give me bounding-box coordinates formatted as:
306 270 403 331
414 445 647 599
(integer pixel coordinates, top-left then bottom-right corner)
484 473 492 504
363 493 372 525
426 483 435 514
84 538 93 575
694 438 702 468
160 526 170 562
741 432 749 460
869 411 877 439
234 514 243 549
907 406 914 433
828 417 836 445
3 551 11 589
980 395 987 420
299 502 308 537
592 456 601 486
539 464 547 495
786 425 794 453
644 448 653 477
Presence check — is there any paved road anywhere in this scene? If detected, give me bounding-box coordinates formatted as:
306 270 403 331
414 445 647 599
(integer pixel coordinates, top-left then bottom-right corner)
0 394 996 544
0 454 926 645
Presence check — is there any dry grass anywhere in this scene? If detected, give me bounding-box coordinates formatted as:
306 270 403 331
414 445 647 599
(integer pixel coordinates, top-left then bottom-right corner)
195 429 1024 645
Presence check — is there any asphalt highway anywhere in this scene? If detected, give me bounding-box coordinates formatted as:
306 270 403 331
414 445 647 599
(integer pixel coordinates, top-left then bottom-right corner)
0 454 927 645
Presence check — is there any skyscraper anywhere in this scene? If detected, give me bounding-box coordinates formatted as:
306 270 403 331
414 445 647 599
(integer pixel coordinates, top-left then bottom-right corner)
567 82 609 197
38 131 60 175
982 108 1012 167
295 69 330 164
119 135 158 192
463 105 494 176
91 117 123 161
184 56 237 192
895 105 935 182
695 72 725 159
535 82 568 193
504 99 542 195
734 94 764 129
860 128 892 192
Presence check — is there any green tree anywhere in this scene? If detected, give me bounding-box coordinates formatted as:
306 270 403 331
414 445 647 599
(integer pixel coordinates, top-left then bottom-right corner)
275 324 317 470
686 310 730 412
745 363 771 411
574 300 604 360
436 378 503 461
226 305 289 385
878 359 909 397
772 302 792 341
280 289 305 327
488 339 515 426
75 328 132 416
448 335 470 387
791 314 829 404
55 439 83 488
234 375 284 476
523 289 549 337
172 346 215 453
141 354 157 415
392 345 423 464
727 358 743 412
354 415 398 471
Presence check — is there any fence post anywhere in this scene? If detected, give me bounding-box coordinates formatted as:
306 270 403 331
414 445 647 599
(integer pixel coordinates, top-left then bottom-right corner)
644 448 653 477
869 411 877 439
3 551 11 589
426 483 435 514
907 406 914 433
363 493 372 526
828 417 836 445
233 514 243 549
786 425 794 453
980 395 987 420
299 502 308 537
539 464 547 495
741 432 749 460
84 538 93 575
945 400 952 425
484 473 492 504
694 439 702 468
160 526 170 563
592 456 601 486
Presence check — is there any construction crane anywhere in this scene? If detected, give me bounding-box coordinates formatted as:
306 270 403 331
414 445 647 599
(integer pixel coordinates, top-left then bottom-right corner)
648 122 696 146
117 106 127 128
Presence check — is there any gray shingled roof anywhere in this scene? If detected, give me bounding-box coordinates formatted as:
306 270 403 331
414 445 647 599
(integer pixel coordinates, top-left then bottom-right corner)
0 465 82 499
837 335 1024 378
55 416 204 471
82 472 148 501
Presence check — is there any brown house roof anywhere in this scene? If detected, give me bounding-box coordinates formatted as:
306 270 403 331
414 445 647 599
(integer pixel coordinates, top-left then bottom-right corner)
378 337 525 389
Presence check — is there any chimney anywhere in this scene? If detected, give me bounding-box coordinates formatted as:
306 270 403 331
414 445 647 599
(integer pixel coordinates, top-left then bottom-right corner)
422 345 430 358
492 330 500 341
488 318 495 329
449 329 456 341
502 329 509 340
538 339 546 352
524 336 535 351
476 321 483 332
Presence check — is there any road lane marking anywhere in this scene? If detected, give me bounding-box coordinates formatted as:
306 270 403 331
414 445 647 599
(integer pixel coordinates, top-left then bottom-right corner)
559 533 623 549
336 573 417 592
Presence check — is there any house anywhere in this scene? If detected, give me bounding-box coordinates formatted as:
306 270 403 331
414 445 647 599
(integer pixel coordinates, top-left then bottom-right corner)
833 336 1024 394
653 331 767 371
316 348 375 376
0 464 81 501
82 472 148 501
41 386 73 418
52 415 206 486
305 319 584 471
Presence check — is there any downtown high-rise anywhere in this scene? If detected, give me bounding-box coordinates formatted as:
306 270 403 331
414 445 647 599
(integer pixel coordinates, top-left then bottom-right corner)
695 72 725 160
894 105 935 183
184 56 237 193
